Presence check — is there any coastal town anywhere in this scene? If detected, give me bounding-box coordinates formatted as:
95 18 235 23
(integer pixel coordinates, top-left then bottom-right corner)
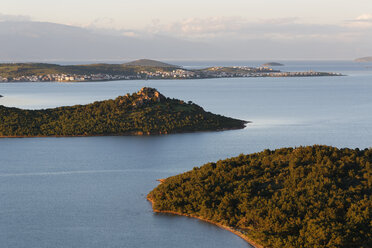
200 66 342 78
0 74 139 82
0 68 199 82
0 63 343 82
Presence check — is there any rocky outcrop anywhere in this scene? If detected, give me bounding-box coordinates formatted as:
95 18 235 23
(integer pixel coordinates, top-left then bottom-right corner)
131 87 165 107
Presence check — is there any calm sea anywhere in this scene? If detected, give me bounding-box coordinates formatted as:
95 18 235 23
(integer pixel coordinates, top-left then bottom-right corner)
0 61 371 248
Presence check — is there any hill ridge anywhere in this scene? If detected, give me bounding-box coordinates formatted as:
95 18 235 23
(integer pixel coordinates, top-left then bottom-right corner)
123 59 179 68
0 87 247 137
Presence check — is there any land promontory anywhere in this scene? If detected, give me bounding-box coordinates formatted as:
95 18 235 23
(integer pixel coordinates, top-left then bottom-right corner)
0 87 247 137
148 145 371 248
354 56 372 62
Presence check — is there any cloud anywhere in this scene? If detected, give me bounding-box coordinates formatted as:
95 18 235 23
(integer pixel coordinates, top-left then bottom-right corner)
146 16 364 43
88 17 116 29
345 14 372 28
84 17 146 38
73 14 372 48
148 17 249 37
355 14 372 22
0 13 31 22
0 14 371 60
136 16 372 59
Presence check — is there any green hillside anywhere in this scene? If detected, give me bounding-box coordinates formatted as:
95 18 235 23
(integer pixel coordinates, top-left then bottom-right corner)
148 145 371 248
0 87 247 137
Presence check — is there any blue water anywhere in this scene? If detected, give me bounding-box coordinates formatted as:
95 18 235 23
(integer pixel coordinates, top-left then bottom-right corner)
0 61 371 248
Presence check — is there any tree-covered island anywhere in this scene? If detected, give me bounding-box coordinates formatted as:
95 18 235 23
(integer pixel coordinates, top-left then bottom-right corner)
0 87 247 137
0 59 342 82
148 145 371 248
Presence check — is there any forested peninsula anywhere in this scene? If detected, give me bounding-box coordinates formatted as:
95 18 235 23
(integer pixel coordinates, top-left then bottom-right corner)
148 145 371 248
0 87 247 137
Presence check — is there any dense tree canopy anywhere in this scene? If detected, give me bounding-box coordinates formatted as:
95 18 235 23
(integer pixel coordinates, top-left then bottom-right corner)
148 145 371 248
0 87 246 137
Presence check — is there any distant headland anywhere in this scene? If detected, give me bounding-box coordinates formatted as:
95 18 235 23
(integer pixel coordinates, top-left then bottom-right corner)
261 62 284 66
0 59 342 83
0 87 248 137
354 56 372 62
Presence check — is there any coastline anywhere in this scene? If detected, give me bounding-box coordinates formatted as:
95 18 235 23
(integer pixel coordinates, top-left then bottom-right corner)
147 180 264 248
0 123 249 138
0 73 344 83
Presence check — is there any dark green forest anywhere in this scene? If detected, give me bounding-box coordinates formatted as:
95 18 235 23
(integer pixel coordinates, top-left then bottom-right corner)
0 87 246 137
148 145 371 248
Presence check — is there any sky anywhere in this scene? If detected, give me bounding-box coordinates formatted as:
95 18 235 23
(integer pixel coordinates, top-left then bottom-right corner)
2 0 372 28
1 0 372 60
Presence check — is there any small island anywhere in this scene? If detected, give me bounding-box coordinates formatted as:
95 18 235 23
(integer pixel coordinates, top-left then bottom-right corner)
262 62 284 66
0 87 247 137
354 56 372 62
148 145 371 248
0 59 342 82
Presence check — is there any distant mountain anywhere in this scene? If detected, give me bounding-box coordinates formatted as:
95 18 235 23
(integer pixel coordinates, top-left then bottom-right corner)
354 56 372 62
1 20 368 61
0 21 211 61
124 59 178 68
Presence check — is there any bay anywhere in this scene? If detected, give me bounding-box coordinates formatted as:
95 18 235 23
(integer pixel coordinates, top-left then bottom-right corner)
0 61 371 248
